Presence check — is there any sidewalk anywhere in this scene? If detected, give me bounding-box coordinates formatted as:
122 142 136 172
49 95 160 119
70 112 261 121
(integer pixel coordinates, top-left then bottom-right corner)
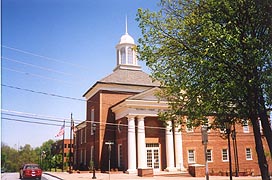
44 171 262 180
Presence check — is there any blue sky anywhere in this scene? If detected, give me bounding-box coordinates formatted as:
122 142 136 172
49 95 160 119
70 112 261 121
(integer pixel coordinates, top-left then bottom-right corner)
2 0 159 148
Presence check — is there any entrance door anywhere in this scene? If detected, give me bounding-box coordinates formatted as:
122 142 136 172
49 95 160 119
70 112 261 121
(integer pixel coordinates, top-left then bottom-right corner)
146 143 160 171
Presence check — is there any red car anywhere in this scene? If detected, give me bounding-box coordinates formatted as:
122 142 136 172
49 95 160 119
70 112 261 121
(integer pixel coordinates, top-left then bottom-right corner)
19 164 42 180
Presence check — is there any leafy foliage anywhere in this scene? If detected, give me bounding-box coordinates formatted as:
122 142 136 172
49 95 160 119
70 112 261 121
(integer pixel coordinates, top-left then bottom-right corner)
136 0 272 128
1 140 57 172
136 0 272 178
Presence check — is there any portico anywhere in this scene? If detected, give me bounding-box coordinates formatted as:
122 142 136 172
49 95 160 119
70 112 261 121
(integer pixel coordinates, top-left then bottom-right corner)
112 88 185 173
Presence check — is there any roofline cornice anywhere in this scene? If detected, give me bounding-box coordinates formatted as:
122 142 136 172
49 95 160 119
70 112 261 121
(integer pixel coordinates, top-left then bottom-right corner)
83 81 159 100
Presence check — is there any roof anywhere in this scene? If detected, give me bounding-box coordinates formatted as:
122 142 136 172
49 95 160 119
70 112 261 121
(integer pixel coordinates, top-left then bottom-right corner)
99 68 160 87
119 33 135 44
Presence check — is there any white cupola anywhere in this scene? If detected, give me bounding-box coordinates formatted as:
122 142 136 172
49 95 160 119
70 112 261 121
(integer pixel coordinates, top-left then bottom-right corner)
114 17 141 71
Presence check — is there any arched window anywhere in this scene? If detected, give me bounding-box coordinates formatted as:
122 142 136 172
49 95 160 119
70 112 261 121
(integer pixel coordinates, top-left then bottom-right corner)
127 47 133 64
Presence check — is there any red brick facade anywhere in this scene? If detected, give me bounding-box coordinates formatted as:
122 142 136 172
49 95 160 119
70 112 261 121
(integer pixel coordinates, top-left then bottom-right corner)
74 88 271 175
73 30 271 176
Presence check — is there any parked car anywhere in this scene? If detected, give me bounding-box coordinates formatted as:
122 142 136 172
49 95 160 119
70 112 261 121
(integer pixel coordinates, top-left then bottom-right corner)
19 164 42 180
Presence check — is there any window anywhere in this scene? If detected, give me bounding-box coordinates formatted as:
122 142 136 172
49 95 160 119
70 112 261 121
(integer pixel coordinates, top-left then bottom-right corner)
84 149 86 165
222 149 228 162
207 149 212 162
121 47 126 64
246 148 252 160
80 129 83 144
68 144 72 148
80 150 83 163
91 108 95 135
243 120 249 133
188 150 195 163
127 47 133 64
118 144 123 168
84 128 87 143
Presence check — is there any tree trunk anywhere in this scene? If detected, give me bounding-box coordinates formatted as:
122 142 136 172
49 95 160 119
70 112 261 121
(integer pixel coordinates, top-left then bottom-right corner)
258 92 272 158
251 116 270 180
248 71 270 179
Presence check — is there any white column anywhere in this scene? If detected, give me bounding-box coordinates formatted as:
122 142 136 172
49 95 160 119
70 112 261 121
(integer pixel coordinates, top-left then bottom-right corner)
126 115 137 174
174 126 185 171
137 116 147 169
165 121 176 171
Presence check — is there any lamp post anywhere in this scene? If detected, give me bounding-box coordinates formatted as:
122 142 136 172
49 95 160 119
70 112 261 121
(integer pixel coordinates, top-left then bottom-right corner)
92 123 97 179
224 121 232 180
201 126 209 180
105 141 114 180
231 124 239 177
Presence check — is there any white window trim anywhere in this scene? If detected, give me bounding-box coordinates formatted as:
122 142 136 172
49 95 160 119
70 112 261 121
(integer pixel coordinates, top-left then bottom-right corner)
246 148 253 160
243 120 250 133
188 149 195 163
222 149 229 162
91 108 95 135
207 149 213 162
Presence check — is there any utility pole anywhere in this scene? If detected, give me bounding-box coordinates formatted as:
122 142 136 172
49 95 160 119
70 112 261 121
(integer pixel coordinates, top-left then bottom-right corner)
69 113 73 173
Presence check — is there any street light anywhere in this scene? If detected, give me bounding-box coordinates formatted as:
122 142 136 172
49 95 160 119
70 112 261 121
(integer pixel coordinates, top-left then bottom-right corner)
224 121 232 180
201 126 209 180
231 125 239 177
92 123 97 179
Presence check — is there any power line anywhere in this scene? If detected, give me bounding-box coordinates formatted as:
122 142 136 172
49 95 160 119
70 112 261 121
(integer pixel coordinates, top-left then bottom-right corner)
1 109 82 124
2 117 62 127
2 109 168 131
2 45 89 71
3 67 76 86
2 84 85 102
2 56 72 76
2 113 65 124
1 109 82 127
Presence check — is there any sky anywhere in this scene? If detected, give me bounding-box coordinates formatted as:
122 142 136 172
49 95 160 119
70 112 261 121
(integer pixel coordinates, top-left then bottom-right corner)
1 0 159 148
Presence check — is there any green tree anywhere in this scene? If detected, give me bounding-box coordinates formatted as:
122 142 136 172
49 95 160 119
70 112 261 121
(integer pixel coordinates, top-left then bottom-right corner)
136 0 272 179
18 144 39 166
1 143 18 172
38 139 55 170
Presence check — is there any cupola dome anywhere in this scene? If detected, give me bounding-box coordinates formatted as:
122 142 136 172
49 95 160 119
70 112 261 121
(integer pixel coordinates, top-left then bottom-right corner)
114 17 141 71
119 32 135 44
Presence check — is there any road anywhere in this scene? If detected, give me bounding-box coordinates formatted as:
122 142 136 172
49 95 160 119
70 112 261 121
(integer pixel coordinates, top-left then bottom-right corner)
1 172 59 180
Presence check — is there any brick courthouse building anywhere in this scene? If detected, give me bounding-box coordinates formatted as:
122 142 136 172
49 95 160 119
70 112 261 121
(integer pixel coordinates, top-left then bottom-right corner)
73 28 271 176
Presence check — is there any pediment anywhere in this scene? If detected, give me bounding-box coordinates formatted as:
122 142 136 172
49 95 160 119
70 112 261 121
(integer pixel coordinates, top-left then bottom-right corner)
127 87 163 101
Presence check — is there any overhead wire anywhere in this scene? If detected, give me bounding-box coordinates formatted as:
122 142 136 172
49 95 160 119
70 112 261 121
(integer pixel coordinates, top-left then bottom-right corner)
1 109 82 124
2 117 62 127
2 84 85 102
2 67 76 86
2 45 89 71
2 56 72 76
2 109 170 131
2 46 171 131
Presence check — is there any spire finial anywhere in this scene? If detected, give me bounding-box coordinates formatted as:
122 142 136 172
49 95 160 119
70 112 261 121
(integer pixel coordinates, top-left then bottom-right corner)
125 15 128 35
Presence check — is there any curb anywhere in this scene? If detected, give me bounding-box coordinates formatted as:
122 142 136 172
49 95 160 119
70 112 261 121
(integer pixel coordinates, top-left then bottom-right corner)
43 172 64 180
